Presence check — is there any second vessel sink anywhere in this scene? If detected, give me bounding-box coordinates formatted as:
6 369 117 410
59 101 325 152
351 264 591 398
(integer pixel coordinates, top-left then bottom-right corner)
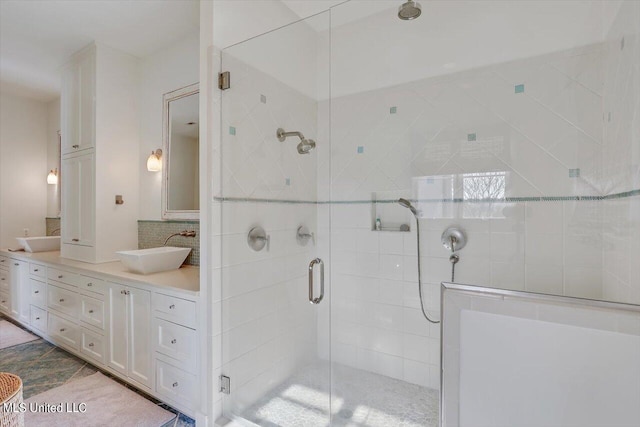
16 236 61 253
115 247 191 274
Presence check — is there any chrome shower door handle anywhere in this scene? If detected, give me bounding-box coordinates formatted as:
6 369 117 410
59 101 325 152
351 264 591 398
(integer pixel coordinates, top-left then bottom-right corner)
308 258 324 305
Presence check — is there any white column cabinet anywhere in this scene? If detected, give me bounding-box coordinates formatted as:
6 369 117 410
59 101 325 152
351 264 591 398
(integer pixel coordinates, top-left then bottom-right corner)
61 152 95 247
108 283 152 388
60 42 139 263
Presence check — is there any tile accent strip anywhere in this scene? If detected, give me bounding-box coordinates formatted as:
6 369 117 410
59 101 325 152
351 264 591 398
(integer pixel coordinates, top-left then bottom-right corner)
214 188 640 205
138 221 200 266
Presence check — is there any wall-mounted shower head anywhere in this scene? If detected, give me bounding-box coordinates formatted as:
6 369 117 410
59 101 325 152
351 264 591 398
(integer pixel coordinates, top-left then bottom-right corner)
398 0 422 20
398 198 418 216
277 128 316 154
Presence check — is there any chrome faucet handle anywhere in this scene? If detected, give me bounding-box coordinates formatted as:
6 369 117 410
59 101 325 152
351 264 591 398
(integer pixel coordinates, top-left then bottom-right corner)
247 226 269 252
296 226 315 246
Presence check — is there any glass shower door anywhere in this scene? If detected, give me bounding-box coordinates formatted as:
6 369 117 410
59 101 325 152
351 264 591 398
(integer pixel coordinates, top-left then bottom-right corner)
219 11 332 426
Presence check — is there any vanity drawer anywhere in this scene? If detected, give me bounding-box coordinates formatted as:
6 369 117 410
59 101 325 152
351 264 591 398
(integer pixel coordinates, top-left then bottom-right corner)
154 318 197 373
30 278 47 309
153 293 196 328
0 270 9 292
80 327 105 364
30 263 46 279
0 256 8 270
48 313 79 350
0 291 9 313
156 360 197 409
80 294 104 330
48 267 80 287
79 276 106 297
47 284 79 318
30 305 47 333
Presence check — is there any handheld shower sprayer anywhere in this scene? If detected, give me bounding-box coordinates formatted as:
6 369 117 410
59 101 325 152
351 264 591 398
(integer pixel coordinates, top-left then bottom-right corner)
397 198 440 324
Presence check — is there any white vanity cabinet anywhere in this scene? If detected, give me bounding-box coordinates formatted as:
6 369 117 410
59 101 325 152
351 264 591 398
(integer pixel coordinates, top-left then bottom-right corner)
0 251 199 419
0 256 10 315
61 152 95 247
107 283 152 388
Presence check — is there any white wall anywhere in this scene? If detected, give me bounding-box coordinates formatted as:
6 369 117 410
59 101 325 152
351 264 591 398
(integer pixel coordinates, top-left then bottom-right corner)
138 31 199 220
0 93 48 247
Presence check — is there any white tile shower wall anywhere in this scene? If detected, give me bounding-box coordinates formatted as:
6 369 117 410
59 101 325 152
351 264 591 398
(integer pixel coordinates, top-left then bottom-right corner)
220 53 318 201
217 202 319 415
328 44 606 201
329 198 604 389
602 0 640 305
218 52 322 414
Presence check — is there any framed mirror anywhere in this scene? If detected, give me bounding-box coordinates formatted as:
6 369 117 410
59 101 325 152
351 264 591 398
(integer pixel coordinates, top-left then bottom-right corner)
162 83 199 220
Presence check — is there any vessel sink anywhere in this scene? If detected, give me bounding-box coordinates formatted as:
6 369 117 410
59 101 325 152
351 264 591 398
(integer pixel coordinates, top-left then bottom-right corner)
115 246 191 274
16 236 61 253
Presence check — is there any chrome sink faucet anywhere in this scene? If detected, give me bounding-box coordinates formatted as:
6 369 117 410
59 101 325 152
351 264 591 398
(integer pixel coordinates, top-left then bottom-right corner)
164 230 196 246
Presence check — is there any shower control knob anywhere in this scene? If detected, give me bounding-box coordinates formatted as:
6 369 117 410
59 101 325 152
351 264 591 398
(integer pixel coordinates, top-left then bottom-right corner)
172 382 178 388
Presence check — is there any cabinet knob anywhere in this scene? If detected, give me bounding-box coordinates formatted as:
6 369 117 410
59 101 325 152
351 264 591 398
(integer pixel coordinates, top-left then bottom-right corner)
14 263 19 266
72 144 79 149
58 275 63 279
88 343 94 347
34 269 39 272
172 382 178 388
87 283 93 287
34 290 39 294
171 339 177 344
59 298 65 302
0 259 4 262
169 304 175 310
60 328 66 332
36 317 40 320
1 300 5 303
1 278 5 281
89 309 94 314
72 239 79 242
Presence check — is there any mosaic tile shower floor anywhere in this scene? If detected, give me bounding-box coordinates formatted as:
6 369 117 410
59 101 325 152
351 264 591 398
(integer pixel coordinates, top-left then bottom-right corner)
0 316 194 427
240 362 439 427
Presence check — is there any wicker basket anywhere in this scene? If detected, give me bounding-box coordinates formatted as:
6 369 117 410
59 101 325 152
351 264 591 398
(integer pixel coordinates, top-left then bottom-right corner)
0 372 24 427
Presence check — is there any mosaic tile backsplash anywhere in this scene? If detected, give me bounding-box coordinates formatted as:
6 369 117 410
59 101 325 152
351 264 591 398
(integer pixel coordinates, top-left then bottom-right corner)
46 217 60 236
138 220 200 266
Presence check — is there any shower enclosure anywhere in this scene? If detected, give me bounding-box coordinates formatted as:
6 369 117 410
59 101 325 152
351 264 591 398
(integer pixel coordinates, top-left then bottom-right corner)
216 1 639 425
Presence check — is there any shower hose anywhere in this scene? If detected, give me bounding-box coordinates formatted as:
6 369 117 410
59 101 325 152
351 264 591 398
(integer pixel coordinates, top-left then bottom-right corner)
414 219 459 325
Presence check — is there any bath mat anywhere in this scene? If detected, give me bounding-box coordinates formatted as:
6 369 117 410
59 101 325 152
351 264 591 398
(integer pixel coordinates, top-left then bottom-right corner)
0 319 38 349
25 372 176 427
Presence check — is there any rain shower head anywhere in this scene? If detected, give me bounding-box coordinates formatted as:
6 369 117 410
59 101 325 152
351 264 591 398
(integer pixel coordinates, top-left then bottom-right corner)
277 128 316 154
398 198 418 216
398 0 422 20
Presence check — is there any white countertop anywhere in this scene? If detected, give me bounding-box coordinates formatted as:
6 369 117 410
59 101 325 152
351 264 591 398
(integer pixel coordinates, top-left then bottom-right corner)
0 249 200 295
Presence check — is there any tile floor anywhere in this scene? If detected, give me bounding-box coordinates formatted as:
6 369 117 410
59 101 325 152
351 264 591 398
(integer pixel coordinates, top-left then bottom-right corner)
240 362 439 426
0 316 194 427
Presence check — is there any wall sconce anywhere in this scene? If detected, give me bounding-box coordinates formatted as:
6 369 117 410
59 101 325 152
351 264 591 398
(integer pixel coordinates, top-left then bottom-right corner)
47 168 58 185
147 149 163 172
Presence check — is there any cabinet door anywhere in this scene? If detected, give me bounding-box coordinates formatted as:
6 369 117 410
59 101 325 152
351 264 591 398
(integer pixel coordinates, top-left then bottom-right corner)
62 153 95 247
77 50 95 151
61 62 79 154
61 47 95 155
128 287 151 387
107 283 128 376
9 260 28 323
